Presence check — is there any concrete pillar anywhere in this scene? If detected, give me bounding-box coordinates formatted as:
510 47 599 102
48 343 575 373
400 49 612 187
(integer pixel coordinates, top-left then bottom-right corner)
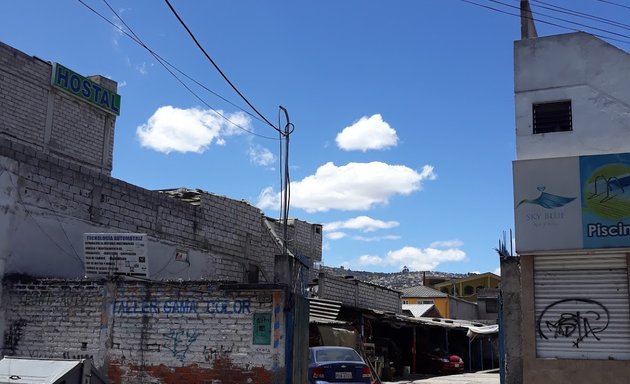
500 256 523 384
0 157 19 352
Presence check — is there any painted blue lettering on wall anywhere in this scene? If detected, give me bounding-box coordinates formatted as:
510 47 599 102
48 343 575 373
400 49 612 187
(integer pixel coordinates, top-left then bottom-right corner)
113 299 251 315
113 300 159 315
163 300 198 314
205 299 251 314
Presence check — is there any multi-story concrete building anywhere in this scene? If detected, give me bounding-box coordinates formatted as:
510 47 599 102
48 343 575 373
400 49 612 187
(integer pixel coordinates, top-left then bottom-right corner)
509 31 630 383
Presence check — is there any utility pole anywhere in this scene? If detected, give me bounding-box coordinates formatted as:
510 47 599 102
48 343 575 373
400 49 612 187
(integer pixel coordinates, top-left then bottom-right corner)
279 106 291 258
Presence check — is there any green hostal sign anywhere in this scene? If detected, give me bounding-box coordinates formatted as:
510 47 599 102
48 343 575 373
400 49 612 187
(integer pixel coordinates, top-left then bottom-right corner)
51 63 121 116
253 312 271 345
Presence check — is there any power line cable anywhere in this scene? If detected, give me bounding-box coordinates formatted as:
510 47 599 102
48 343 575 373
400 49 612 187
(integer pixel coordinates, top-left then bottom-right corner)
487 0 630 40
530 0 630 31
88 0 276 140
2 168 84 266
164 0 283 135
98 0 263 124
597 0 630 11
458 0 630 45
78 0 280 140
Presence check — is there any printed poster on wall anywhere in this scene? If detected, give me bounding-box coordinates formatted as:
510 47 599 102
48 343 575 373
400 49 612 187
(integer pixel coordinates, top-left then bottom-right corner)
580 153 630 249
253 312 272 345
84 233 148 277
513 156 582 252
514 152 630 252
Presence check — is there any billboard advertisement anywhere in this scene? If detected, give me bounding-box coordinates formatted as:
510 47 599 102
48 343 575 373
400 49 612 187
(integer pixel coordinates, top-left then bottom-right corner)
514 153 630 252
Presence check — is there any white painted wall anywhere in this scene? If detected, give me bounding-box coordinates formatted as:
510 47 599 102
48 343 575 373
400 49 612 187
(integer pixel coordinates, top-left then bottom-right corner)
4 203 214 280
515 32 630 160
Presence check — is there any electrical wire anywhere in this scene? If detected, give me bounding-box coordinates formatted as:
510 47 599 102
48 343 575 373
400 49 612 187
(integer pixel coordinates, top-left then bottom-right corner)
164 0 283 135
530 0 630 31
2 168 84 267
487 0 630 40
99 0 265 126
597 0 630 11
458 0 630 45
78 0 280 140
278 110 284 218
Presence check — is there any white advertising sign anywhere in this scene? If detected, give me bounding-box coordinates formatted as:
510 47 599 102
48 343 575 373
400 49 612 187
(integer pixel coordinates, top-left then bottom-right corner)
514 152 630 253
513 157 582 252
83 233 149 277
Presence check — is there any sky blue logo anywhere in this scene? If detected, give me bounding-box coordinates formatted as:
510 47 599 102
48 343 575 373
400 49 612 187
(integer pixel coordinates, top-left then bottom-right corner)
516 186 576 209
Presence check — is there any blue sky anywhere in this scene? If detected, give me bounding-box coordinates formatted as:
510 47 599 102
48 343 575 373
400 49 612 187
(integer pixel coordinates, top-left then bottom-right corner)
2 0 629 274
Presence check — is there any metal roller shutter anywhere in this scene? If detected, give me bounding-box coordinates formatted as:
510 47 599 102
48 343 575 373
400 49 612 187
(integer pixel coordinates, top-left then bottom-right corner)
534 253 630 360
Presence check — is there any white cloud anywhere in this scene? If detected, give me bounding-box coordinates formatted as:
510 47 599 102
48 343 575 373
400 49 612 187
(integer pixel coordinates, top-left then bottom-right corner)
358 255 383 265
111 16 125 47
353 235 401 242
257 162 436 213
257 186 279 211
430 239 464 248
494 267 501 276
248 145 276 167
357 244 466 271
136 62 148 75
137 106 251 154
336 114 399 151
327 232 347 240
325 216 399 233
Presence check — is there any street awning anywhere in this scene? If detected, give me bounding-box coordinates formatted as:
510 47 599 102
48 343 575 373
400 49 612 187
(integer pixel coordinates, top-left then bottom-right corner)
466 324 499 339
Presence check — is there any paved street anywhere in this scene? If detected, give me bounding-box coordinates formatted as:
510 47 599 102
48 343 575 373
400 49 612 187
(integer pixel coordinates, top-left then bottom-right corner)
383 371 500 384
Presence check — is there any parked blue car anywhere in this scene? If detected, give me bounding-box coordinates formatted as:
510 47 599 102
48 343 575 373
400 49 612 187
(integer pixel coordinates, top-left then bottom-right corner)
308 346 372 384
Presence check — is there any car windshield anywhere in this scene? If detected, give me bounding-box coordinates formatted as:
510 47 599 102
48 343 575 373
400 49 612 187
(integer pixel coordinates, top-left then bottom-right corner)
315 348 362 362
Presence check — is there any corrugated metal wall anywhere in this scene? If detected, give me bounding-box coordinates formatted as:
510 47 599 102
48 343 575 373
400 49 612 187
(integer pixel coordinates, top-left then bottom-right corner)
534 253 630 359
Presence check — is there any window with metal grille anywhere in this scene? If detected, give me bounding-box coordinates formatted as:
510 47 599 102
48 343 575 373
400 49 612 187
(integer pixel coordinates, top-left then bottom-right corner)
533 100 572 134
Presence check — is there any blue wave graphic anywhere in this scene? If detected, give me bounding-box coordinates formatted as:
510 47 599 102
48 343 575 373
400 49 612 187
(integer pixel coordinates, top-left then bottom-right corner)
516 192 576 209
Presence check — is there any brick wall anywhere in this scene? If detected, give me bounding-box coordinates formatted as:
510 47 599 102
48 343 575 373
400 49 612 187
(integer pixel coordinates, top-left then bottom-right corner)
0 40 322 283
2 277 286 384
268 218 323 263
0 41 116 174
0 137 323 283
317 273 401 314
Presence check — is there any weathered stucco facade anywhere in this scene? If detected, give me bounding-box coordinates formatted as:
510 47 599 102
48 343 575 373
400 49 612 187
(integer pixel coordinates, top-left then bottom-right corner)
511 32 630 384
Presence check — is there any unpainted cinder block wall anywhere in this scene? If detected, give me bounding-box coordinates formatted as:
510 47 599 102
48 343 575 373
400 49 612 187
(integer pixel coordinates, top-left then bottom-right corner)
0 41 116 175
317 273 401 314
2 278 286 384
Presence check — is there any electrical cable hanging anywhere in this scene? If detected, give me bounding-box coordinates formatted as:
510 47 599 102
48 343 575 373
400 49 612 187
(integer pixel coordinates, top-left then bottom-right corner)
487 0 630 40
459 0 630 45
279 106 292 257
597 0 630 11
78 0 280 140
164 0 283 135
531 0 630 31
100 0 264 125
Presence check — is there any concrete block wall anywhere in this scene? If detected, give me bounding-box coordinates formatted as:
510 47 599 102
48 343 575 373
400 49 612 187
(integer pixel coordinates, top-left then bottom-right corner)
0 41 116 174
2 278 286 384
356 281 401 314
0 137 285 282
289 219 323 263
268 218 323 263
2 278 105 360
317 274 401 314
